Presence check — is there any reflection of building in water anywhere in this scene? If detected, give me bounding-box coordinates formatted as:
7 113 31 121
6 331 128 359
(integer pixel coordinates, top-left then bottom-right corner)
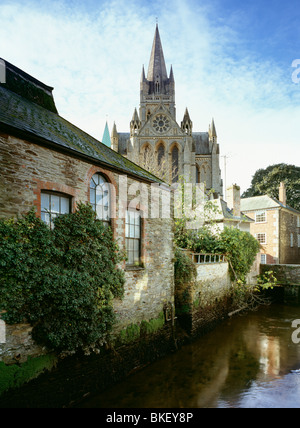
258 335 281 376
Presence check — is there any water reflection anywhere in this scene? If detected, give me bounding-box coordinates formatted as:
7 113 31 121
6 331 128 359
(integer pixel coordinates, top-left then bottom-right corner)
79 304 300 408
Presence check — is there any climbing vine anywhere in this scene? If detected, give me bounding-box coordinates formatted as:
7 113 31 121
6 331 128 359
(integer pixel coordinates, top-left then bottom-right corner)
0 203 125 353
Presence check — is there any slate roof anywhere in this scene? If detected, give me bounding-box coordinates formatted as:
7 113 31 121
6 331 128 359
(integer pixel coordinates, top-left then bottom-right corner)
219 199 253 223
241 195 300 215
192 132 211 155
0 82 165 185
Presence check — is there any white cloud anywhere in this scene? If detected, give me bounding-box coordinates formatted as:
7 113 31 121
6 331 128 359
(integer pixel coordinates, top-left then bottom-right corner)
0 0 299 193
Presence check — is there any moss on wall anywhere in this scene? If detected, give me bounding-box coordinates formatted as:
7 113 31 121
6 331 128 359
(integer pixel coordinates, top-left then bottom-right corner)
116 312 166 345
0 354 57 396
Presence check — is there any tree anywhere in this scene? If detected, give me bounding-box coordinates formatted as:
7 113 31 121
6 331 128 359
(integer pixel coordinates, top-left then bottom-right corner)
242 163 300 211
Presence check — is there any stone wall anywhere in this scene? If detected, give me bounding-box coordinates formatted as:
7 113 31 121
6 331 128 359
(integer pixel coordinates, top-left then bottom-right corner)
260 264 300 305
260 264 300 286
0 323 178 408
175 257 233 337
279 210 300 264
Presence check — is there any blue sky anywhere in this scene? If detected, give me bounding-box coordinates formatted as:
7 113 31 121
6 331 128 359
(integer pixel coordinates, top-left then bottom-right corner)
0 0 299 193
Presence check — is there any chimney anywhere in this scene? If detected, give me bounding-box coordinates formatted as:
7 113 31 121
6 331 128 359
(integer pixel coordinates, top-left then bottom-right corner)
279 182 287 206
226 184 241 217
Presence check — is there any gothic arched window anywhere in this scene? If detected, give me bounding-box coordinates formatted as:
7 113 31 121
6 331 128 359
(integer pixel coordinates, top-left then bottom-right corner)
90 173 111 226
196 165 200 184
172 146 179 183
157 144 165 166
143 145 151 164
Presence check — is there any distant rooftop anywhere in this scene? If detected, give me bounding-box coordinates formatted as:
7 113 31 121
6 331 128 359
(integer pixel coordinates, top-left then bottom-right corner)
241 195 300 215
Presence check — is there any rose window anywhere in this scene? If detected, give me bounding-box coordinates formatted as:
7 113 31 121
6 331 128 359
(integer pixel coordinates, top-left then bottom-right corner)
153 115 170 133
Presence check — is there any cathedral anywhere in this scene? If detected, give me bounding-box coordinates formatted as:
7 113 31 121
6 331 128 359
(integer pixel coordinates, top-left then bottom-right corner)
111 24 223 196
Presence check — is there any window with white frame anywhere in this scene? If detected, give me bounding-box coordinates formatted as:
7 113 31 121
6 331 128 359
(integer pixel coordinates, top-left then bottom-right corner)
291 233 294 248
260 254 267 264
41 191 71 229
125 210 142 266
298 234 300 248
297 216 300 228
90 173 111 226
255 211 266 223
256 233 266 244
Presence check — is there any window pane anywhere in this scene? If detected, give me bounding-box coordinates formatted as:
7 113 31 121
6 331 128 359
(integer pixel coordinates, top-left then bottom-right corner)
134 240 140 253
130 224 135 238
90 188 95 204
41 193 49 211
92 174 99 186
41 211 50 225
60 197 70 214
50 195 60 213
135 225 140 239
96 186 103 204
96 205 104 220
128 251 133 265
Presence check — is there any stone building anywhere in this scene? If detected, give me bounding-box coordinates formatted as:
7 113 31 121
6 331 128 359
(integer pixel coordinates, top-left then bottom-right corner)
0 58 175 330
111 25 223 196
208 184 253 233
241 183 300 264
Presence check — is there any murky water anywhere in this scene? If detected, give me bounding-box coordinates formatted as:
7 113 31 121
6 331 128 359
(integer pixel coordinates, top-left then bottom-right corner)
79 304 300 408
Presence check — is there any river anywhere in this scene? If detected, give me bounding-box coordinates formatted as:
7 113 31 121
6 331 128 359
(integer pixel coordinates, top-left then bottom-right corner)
78 303 300 408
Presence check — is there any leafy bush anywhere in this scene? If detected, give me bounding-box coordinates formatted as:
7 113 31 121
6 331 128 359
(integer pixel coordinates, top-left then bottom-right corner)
174 247 197 287
175 223 260 283
218 227 260 282
0 203 125 353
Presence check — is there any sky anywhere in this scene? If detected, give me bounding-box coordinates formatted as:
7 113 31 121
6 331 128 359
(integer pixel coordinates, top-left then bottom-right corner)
0 0 299 195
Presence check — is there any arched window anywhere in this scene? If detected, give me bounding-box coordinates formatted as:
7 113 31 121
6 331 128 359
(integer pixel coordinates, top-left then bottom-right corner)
157 143 165 166
196 165 200 184
172 146 179 183
90 173 111 226
143 145 151 162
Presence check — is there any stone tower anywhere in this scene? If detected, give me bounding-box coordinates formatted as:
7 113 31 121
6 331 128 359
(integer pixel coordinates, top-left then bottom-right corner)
111 24 223 195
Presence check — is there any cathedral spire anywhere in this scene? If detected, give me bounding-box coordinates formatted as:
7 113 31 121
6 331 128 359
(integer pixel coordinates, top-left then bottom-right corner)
209 118 217 142
147 24 168 84
102 121 111 147
141 65 146 83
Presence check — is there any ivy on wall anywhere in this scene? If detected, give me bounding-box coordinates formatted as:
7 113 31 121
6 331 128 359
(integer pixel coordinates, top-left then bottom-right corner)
0 203 125 353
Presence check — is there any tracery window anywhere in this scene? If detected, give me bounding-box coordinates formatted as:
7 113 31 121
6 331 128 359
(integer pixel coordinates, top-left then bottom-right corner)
172 146 179 183
196 166 200 184
157 143 165 166
89 173 111 226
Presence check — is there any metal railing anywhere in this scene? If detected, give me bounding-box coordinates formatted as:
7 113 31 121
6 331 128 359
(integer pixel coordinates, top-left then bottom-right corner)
192 253 226 264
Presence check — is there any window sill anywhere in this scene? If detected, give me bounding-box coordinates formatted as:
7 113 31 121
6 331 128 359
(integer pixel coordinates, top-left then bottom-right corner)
125 265 145 272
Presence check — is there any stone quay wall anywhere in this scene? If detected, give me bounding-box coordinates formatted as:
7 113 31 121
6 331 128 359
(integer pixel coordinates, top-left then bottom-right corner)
175 255 234 338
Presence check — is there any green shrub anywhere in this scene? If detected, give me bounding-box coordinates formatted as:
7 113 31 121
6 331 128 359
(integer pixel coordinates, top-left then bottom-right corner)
218 227 260 282
0 203 125 353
